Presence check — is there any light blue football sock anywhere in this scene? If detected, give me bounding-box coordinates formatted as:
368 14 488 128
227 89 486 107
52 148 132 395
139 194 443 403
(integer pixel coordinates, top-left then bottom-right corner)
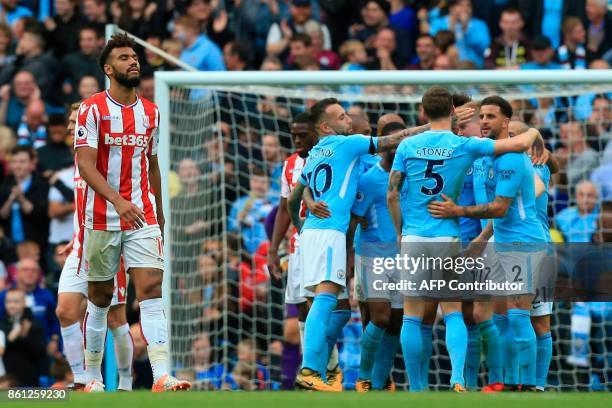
536 332 552 388
318 309 351 379
479 319 503 384
302 293 337 373
465 325 481 389
358 322 385 380
508 309 536 386
371 333 400 389
401 315 423 392
444 312 468 388
420 324 433 389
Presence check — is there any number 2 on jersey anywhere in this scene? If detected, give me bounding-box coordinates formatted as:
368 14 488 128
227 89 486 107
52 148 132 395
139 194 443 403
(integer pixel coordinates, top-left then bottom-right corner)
420 159 445 196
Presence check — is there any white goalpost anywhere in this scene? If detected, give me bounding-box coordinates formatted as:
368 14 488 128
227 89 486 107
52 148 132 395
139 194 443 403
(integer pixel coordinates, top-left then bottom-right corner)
155 70 612 391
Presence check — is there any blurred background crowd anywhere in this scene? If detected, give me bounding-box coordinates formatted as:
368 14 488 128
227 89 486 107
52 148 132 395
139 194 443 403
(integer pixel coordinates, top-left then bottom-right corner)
0 0 609 391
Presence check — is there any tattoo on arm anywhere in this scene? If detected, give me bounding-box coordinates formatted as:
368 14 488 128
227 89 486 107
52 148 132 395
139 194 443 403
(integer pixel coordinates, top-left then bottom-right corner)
463 197 512 218
377 124 429 152
388 171 405 193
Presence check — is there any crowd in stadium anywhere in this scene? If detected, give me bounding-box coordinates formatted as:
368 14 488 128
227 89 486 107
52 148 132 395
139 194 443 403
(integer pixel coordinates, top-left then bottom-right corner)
0 0 609 392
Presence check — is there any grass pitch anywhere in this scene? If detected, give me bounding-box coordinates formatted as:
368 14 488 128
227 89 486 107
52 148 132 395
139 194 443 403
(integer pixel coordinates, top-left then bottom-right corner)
32 390 612 408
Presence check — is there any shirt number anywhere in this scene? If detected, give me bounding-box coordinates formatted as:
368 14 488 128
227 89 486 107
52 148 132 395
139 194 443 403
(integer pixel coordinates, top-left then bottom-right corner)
306 163 333 197
421 160 445 196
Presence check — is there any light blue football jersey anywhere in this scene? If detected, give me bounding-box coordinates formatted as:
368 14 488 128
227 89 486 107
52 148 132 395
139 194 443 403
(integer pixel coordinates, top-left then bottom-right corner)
493 153 546 245
357 154 381 177
458 164 482 242
351 163 397 254
472 155 496 230
301 134 378 233
533 164 552 242
391 130 495 237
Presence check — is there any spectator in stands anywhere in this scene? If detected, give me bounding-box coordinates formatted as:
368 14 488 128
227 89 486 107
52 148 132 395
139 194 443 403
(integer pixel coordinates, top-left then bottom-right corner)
223 41 252 72
228 167 275 255
224 337 269 390
43 0 85 59
0 287 45 386
574 61 612 121
0 258 59 345
174 15 225 71
555 180 601 242
0 24 14 71
261 134 283 193
407 34 436 70
0 28 57 102
0 126 15 185
185 0 233 50
0 146 49 251
138 74 154 102
285 33 311 68
234 0 289 66
557 122 600 188
76 75 100 102
0 71 40 132
521 35 562 70
191 331 223 389
16 99 46 148
36 114 71 174
388 0 417 35
266 0 331 59
591 139 612 201
558 17 588 69
305 22 342 70
82 0 110 32
366 27 402 70
260 56 283 71
430 0 490 68
518 0 586 49
117 0 164 41
0 1 33 28
339 39 368 71
433 29 460 68
129 323 152 389
585 93 611 149
433 53 455 70
485 7 531 69
56 25 104 104
585 0 612 61
49 356 72 389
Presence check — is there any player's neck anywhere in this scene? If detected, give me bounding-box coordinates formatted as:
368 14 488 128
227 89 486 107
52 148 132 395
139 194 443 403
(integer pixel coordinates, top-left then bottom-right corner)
429 117 452 131
495 130 509 140
108 84 138 106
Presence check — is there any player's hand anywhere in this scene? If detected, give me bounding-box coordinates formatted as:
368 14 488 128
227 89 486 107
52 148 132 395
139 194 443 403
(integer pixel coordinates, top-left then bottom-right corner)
144 2 157 20
213 9 228 33
112 197 146 228
58 239 74 255
347 250 355 280
428 194 461 218
308 201 331 218
44 17 56 31
462 236 487 260
531 146 550 166
280 20 293 38
454 106 476 129
267 248 282 280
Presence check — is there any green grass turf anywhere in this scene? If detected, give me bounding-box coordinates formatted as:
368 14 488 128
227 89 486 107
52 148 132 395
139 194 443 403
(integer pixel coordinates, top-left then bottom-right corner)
28 391 612 408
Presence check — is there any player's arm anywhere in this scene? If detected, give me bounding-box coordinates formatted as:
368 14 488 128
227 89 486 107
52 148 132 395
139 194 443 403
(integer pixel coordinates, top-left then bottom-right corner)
464 220 493 259
303 186 331 218
77 146 146 228
387 170 406 237
546 153 560 174
428 194 513 219
492 128 541 156
287 180 305 231
377 124 430 152
149 153 164 233
267 196 290 280
346 214 365 279
534 173 546 198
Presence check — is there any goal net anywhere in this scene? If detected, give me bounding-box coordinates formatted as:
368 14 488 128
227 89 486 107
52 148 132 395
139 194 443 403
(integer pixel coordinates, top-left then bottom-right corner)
157 71 612 391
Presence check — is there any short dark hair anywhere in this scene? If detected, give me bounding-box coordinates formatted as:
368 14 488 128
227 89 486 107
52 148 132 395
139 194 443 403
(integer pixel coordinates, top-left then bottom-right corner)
227 41 251 64
501 6 523 18
99 33 136 72
480 95 513 118
80 24 102 39
11 145 35 160
309 98 339 129
290 32 312 47
47 114 66 127
422 86 453 120
292 111 310 124
417 33 435 42
380 121 405 136
251 166 266 177
452 93 472 108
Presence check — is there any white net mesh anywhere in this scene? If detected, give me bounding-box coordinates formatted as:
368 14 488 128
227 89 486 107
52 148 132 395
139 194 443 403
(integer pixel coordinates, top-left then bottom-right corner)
165 81 612 391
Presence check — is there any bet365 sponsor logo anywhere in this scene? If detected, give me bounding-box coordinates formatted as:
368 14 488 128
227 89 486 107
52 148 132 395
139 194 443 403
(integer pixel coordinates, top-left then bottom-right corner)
104 133 149 147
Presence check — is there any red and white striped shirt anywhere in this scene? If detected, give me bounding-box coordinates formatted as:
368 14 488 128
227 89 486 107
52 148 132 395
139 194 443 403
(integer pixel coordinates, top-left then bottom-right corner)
75 91 160 231
70 157 86 259
280 153 306 254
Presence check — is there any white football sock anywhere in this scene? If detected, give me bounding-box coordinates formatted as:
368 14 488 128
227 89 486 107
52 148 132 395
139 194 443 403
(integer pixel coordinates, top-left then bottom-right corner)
61 322 86 385
327 345 339 370
83 301 109 382
139 298 169 381
111 323 134 390
298 321 305 356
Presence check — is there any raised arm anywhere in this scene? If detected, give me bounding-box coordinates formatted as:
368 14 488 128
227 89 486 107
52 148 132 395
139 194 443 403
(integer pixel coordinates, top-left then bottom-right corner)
493 128 540 156
387 170 406 236
377 124 430 152
534 173 546 198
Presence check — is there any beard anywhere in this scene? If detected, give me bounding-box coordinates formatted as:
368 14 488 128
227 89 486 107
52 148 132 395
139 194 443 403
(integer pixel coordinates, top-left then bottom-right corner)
113 68 141 88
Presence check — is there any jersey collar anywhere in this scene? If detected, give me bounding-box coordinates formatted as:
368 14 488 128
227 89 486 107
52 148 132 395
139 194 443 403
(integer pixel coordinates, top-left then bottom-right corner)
105 90 140 109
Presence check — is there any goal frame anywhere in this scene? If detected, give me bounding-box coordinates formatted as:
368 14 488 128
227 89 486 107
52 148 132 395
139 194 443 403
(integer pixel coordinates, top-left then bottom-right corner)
154 69 612 367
